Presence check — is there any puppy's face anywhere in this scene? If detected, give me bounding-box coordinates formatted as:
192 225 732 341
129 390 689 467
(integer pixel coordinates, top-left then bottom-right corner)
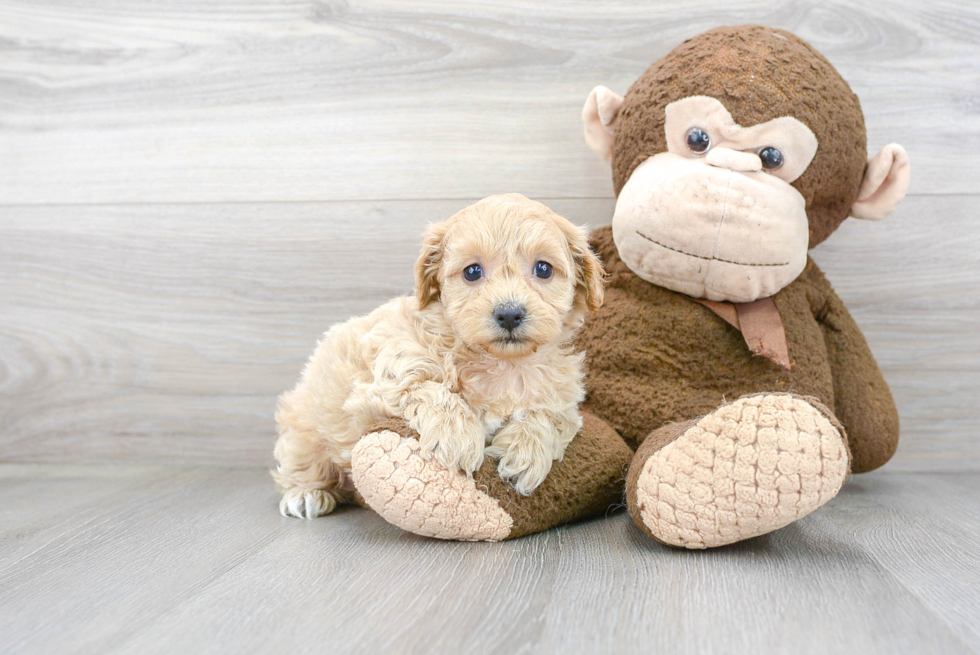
416 194 604 359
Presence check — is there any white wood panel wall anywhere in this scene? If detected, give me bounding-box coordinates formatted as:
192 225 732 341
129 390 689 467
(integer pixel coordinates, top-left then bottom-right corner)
1 1 978 470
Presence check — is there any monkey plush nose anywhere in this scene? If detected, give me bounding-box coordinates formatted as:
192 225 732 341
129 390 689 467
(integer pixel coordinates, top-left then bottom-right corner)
494 303 526 332
706 147 762 172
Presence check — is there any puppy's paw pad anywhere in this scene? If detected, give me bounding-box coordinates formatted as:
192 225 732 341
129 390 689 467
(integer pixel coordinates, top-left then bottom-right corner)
352 431 512 541
497 453 551 496
483 445 506 459
420 429 485 476
490 430 553 496
279 489 335 519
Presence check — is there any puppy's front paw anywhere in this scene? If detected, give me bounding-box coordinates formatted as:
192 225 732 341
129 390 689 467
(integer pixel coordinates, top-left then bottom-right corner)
279 488 336 519
416 413 486 476
486 422 554 496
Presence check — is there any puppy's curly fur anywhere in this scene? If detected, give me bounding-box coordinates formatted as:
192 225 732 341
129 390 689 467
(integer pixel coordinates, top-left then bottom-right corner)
272 194 604 518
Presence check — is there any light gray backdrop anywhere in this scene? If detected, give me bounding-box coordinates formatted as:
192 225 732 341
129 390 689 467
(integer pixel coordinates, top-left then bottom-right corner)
2 0 978 472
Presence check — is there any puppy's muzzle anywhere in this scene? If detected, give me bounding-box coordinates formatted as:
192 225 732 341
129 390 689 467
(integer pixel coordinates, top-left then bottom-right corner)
493 302 526 333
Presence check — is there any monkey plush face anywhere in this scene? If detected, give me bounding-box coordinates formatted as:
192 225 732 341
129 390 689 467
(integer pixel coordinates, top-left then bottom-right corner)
583 25 910 303
612 95 818 301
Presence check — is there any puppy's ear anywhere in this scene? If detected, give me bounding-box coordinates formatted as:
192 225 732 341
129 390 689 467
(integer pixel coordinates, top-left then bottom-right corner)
415 221 448 309
557 218 605 315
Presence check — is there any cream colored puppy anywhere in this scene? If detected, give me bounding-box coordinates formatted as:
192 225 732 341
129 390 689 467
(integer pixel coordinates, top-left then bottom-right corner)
273 194 604 518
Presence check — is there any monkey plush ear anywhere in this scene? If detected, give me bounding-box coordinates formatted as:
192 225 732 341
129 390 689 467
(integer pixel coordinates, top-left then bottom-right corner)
415 221 447 309
850 144 911 221
582 86 625 163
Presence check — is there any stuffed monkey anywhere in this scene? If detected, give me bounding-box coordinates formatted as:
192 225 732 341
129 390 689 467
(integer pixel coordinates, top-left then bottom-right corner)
349 25 909 547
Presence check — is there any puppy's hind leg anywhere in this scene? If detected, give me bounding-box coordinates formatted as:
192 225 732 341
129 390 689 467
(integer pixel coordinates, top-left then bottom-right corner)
272 404 348 519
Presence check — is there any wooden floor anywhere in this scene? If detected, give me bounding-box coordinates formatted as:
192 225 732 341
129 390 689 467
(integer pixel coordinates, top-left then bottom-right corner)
3 1 980 653
1 465 978 654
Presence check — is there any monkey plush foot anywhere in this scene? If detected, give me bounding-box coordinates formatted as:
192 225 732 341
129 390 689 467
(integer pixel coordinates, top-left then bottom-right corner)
626 393 850 549
351 413 632 541
351 426 513 541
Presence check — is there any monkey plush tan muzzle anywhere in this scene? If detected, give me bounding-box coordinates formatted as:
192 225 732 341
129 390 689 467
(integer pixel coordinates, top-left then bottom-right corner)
612 151 810 302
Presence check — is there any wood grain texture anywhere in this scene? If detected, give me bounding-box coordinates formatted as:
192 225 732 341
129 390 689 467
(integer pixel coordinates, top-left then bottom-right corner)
2 4 977 653
1 465 978 654
1 2 978 468
1 196 978 470
0 0 978 204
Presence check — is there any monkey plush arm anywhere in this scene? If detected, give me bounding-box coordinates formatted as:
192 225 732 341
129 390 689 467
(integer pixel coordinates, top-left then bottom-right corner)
809 267 900 473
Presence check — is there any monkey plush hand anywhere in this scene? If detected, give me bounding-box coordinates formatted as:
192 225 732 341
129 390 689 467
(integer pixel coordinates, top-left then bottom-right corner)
578 25 909 548
348 25 908 547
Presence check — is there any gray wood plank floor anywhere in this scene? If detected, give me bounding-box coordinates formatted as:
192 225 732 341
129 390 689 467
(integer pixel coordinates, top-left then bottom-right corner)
1 465 978 655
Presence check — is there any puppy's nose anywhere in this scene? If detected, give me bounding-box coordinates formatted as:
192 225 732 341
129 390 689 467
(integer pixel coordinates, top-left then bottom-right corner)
494 303 526 332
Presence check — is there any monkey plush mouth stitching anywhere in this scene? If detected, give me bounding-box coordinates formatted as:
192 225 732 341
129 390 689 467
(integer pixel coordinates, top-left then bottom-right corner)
635 230 790 268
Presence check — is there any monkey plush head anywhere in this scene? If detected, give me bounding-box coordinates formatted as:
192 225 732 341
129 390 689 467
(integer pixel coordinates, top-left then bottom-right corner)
582 25 910 302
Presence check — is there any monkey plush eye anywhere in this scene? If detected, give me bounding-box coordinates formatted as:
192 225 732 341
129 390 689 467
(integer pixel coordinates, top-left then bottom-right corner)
759 147 784 170
533 261 553 279
463 264 483 282
686 127 711 154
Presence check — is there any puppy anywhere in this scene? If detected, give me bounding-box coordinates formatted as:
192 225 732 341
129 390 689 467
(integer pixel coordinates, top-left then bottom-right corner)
272 193 604 518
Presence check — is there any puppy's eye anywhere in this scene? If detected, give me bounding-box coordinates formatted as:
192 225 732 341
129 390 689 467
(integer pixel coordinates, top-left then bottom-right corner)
686 127 711 154
758 147 784 170
533 261 553 279
463 264 483 282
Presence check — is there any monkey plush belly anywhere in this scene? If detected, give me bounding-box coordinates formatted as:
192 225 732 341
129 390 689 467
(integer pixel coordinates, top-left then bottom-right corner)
578 232 835 450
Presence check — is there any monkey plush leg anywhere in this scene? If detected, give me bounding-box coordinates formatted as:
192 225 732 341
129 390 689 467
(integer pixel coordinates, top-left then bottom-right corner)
626 393 851 549
350 412 632 541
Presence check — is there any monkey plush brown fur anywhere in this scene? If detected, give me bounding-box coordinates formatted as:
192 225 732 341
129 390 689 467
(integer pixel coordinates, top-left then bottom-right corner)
346 25 910 548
